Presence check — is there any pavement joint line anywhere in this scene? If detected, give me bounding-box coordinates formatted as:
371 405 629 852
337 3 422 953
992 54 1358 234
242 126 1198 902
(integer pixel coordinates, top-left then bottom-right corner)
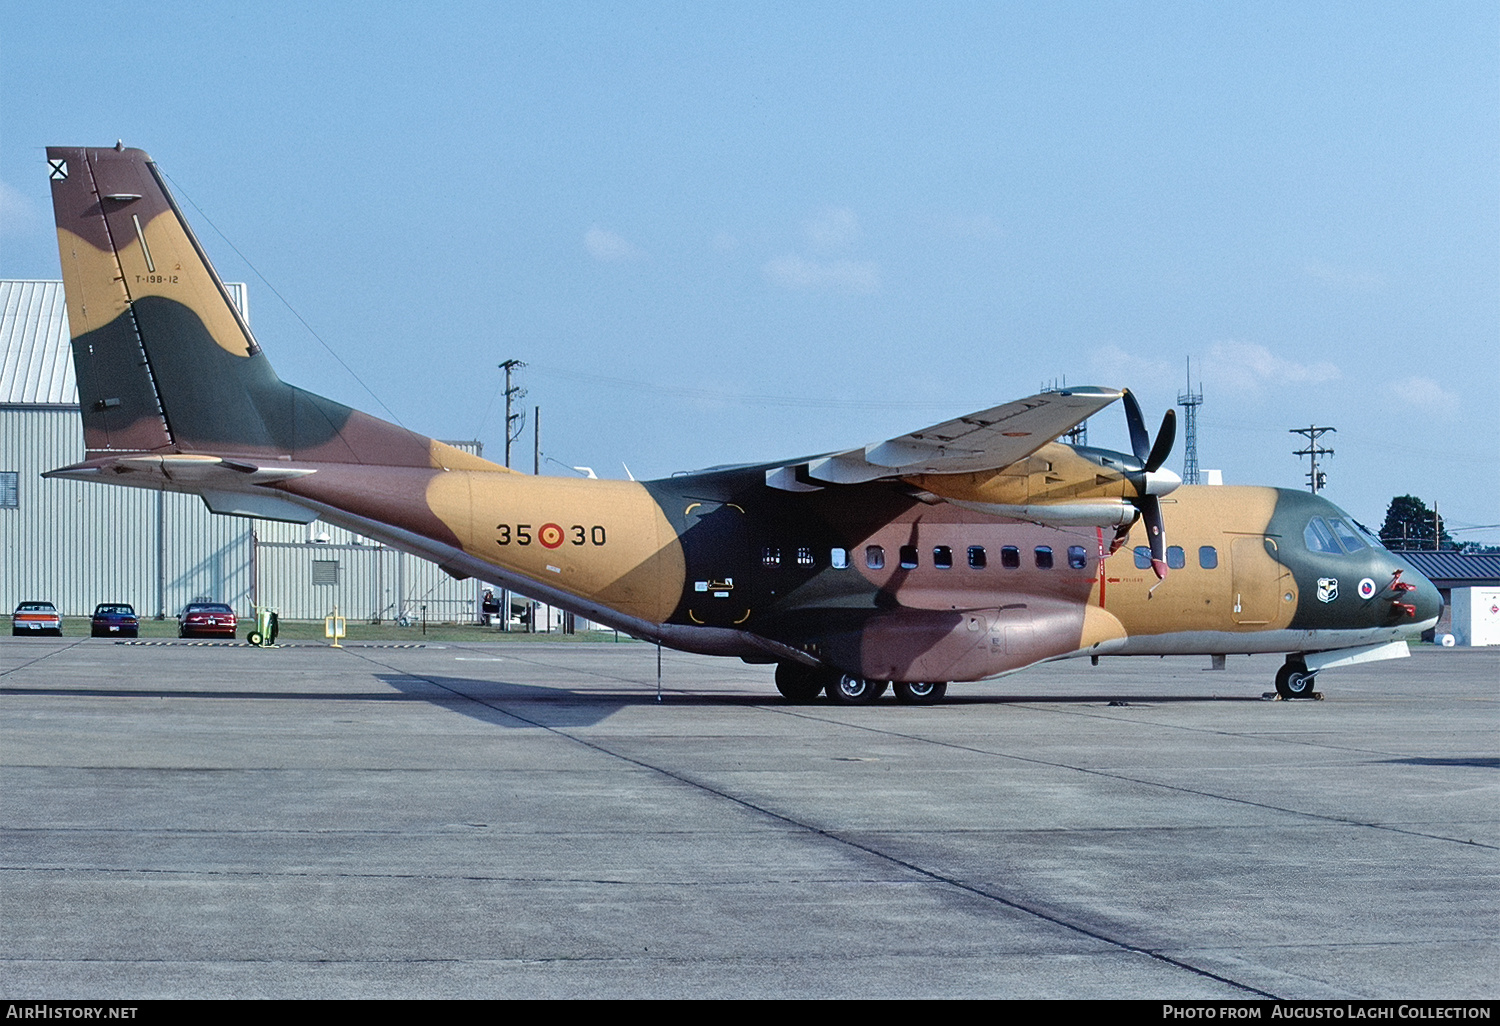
764 706 1500 853
344 647 1283 1000
0 638 87 678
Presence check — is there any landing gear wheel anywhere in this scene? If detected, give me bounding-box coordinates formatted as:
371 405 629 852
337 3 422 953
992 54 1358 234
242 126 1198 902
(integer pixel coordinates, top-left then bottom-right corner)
774 663 825 703
1275 659 1317 699
826 674 882 705
893 680 948 705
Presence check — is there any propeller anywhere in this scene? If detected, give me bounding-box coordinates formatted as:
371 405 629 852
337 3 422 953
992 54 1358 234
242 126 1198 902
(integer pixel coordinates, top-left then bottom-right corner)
1121 390 1179 580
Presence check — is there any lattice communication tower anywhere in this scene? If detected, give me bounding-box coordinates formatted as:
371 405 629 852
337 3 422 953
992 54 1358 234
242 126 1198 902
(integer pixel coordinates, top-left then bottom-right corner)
1177 358 1203 485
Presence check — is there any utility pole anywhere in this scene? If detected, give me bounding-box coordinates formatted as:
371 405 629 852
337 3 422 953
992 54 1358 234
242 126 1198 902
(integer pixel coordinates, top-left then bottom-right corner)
1290 425 1336 494
498 360 527 631
533 405 540 475
499 359 527 469
1177 358 1203 486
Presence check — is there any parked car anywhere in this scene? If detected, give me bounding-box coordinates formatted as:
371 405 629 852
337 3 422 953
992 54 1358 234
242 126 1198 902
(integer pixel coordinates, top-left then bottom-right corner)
12 601 62 637
91 603 140 638
178 603 238 639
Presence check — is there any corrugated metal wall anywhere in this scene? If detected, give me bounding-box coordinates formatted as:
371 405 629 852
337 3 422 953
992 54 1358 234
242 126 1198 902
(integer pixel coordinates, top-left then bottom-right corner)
0 408 253 616
0 407 492 622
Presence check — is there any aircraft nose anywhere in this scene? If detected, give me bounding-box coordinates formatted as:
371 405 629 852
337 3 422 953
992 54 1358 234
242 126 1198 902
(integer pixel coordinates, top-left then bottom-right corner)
1410 566 1443 625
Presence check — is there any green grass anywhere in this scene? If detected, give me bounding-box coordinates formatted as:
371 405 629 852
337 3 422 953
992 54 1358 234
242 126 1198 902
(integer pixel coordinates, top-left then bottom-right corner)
9 618 641 644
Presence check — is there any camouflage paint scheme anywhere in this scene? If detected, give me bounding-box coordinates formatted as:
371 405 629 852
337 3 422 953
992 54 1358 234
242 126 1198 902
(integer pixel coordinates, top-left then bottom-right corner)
44 146 1441 700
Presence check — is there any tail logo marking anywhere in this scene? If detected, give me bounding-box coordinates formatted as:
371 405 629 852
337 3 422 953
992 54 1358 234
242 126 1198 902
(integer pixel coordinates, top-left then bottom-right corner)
48 158 68 180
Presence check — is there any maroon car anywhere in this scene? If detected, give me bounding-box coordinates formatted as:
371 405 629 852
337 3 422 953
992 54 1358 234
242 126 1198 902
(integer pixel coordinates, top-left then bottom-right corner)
178 602 238 639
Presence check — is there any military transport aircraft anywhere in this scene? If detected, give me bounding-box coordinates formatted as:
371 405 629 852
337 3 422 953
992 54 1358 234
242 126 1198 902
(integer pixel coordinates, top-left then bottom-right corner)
43 144 1441 703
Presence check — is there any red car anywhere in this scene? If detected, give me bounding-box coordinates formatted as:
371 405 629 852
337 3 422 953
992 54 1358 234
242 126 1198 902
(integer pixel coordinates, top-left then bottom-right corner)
178 602 238 639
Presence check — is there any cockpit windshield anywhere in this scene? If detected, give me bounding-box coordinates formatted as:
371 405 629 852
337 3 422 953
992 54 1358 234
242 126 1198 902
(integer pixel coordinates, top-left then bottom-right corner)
1304 516 1374 555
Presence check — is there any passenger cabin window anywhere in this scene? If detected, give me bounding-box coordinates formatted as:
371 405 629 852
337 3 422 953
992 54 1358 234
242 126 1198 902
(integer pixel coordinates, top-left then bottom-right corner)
1035 546 1053 570
1199 545 1218 569
1303 517 1342 554
1067 545 1088 569
899 545 919 569
1134 546 1152 570
968 545 987 569
831 547 848 569
866 545 884 570
796 546 814 567
933 545 953 569
762 547 781 567
1000 546 1020 569
1166 545 1185 570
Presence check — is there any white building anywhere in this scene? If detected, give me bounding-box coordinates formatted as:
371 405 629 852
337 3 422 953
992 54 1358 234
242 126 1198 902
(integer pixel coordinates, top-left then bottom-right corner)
1 279 564 625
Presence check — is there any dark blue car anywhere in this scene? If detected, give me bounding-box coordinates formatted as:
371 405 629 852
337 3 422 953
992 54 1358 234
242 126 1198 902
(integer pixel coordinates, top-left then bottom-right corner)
91 603 139 638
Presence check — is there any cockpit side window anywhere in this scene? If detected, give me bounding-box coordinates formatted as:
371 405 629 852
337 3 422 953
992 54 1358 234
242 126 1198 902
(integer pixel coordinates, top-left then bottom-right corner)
1303 517 1342 554
1329 519 1366 553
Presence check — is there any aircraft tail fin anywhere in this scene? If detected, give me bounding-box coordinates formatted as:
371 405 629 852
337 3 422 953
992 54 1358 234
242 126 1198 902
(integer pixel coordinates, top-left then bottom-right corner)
47 145 496 470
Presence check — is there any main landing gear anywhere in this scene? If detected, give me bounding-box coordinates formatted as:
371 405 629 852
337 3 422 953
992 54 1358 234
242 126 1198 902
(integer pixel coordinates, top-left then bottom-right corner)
774 664 948 705
1275 656 1319 700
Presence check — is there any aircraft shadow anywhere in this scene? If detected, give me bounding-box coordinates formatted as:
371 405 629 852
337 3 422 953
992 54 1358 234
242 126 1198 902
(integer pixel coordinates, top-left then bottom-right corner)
2 680 1270 733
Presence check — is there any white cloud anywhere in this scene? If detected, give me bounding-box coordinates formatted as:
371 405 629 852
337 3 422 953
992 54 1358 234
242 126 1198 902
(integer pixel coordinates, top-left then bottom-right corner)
1388 375 1458 414
1088 344 1178 388
584 226 644 262
763 254 880 295
0 180 41 238
1205 341 1340 393
803 207 860 251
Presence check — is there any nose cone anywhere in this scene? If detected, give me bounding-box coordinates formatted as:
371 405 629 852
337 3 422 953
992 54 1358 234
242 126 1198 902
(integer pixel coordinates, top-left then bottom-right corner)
1400 559 1444 627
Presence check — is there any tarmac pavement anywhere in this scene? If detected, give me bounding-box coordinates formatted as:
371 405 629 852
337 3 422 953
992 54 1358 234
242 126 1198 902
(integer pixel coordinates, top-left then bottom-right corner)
1 638 1495 999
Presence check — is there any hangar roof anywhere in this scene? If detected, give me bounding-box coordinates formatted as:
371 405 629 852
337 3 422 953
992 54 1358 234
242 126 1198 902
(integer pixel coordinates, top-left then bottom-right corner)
1399 551 1500 588
1 279 247 407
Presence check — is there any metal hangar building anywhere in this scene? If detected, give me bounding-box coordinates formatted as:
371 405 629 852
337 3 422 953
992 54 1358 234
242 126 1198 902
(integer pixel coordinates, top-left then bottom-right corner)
1 279 494 624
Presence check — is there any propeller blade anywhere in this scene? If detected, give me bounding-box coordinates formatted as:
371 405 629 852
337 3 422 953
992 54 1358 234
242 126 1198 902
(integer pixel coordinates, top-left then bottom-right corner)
1121 389 1150 464
1144 408 1177 473
1141 495 1168 580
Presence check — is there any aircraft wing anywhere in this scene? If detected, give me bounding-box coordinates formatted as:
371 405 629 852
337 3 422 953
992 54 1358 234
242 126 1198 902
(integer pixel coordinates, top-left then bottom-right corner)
765 386 1123 490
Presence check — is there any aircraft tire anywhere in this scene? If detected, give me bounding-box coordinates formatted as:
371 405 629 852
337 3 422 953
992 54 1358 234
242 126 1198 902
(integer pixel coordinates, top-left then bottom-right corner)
893 680 948 705
826 674 881 705
774 663 825 703
1275 659 1317 699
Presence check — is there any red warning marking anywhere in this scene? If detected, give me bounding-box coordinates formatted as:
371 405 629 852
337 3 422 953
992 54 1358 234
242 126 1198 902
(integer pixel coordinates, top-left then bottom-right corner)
538 523 565 549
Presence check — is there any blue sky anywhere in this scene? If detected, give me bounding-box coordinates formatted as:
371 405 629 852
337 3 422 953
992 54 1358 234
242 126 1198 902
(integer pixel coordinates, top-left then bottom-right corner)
3 2 1496 542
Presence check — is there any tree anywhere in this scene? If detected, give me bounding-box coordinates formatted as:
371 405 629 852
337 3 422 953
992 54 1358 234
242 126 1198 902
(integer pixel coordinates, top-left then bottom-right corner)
1379 495 1455 551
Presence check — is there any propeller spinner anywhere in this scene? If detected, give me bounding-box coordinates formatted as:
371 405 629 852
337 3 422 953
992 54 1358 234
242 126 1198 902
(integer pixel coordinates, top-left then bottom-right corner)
1121 390 1179 580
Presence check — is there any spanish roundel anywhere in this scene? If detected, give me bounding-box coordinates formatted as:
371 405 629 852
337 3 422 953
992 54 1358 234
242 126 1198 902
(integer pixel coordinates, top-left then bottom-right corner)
538 523 565 549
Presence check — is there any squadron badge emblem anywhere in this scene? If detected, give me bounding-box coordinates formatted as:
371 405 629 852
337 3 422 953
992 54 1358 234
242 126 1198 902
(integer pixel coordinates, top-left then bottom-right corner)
1317 578 1339 603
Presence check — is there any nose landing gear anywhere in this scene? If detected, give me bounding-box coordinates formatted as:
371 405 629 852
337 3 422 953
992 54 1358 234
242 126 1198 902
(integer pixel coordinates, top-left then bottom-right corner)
1275 656 1320 700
